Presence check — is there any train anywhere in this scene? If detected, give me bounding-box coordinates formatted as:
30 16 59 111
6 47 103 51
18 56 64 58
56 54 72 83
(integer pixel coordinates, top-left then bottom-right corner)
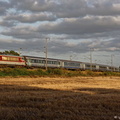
0 54 119 72
0 54 25 67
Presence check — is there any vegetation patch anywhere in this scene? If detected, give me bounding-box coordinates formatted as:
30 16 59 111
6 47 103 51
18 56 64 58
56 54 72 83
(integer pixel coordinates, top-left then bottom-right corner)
0 68 120 77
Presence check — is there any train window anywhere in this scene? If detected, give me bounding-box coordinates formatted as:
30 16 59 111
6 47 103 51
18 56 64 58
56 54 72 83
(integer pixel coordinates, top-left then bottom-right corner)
92 65 96 68
55 61 59 65
47 61 59 65
36 60 39 63
2 57 7 60
99 66 106 69
74 63 80 66
2 56 19 61
64 62 68 66
53 61 57 64
64 62 79 66
38 60 42 63
86 65 90 67
30 59 33 63
47 61 57 64
30 59 34 63
47 61 51 64
39 60 42 63
41 60 45 63
34 59 40 63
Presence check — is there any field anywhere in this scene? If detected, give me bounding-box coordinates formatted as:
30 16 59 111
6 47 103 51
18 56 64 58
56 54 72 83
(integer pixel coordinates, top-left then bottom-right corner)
0 76 120 120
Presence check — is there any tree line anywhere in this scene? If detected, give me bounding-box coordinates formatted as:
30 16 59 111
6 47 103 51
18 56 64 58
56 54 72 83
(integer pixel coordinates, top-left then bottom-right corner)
0 50 19 56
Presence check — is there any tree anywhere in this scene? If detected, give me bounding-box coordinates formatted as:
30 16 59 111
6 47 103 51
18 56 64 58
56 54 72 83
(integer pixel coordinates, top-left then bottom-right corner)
0 50 20 56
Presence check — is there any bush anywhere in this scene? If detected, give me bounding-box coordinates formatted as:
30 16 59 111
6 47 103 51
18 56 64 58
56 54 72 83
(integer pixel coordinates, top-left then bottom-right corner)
102 71 120 76
47 69 63 75
85 70 94 76
52 69 63 75
34 69 48 76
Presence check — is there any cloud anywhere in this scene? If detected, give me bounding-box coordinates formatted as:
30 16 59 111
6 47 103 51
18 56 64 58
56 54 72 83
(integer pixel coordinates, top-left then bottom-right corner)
36 16 120 35
0 37 119 56
2 15 120 39
4 12 57 23
7 0 120 18
0 20 17 27
9 0 58 12
0 1 11 15
1 25 45 39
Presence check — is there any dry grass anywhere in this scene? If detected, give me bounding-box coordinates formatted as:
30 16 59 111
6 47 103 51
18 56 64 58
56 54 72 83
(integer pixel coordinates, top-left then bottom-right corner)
0 76 120 120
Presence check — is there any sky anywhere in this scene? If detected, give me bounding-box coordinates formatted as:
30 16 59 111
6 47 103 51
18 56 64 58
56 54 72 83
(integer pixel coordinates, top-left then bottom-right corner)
0 0 120 67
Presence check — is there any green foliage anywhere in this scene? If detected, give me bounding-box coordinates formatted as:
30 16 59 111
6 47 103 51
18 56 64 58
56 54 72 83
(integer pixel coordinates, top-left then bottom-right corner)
47 69 63 75
0 68 48 77
86 70 94 76
66 72 74 77
0 68 120 77
1 68 30 76
66 71 83 77
34 69 48 76
0 50 19 56
102 71 120 76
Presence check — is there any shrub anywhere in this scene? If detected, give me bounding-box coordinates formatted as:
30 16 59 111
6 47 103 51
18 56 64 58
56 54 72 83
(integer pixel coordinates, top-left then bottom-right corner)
47 69 63 75
85 70 94 76
34 69 48 76
52 69 63 75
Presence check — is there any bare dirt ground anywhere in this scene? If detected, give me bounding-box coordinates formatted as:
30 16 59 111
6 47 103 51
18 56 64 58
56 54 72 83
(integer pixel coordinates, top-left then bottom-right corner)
0 76 120 120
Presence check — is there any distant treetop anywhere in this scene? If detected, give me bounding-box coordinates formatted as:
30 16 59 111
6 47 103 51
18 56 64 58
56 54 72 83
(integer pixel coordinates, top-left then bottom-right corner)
0 50 20 56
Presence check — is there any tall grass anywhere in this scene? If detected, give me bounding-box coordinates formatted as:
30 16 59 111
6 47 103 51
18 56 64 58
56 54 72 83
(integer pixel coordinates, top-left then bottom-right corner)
0 68 120 77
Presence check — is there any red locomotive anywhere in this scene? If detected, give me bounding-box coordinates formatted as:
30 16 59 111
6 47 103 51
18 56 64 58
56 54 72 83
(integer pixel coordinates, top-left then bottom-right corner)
0 55 25 67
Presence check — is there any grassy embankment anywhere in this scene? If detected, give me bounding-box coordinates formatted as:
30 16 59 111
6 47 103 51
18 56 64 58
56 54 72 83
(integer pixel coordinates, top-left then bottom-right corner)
0 68 120 77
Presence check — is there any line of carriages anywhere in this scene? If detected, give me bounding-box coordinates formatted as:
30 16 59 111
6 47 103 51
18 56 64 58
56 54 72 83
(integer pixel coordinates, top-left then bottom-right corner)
24 56 120 72
0 54 119 72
